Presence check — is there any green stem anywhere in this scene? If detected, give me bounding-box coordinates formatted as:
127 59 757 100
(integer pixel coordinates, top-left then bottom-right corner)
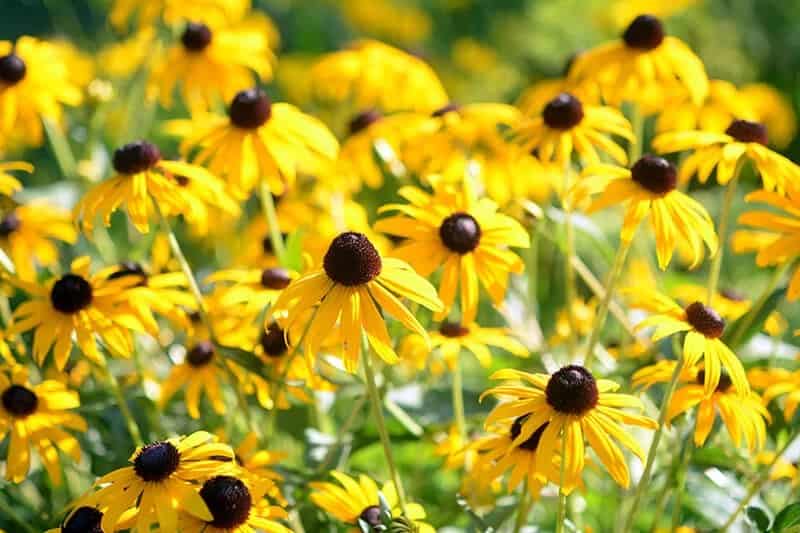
707 167 743 304
670 438 694 530
259 181 287 265
101 364 144 447
621 354 685 533
361 342 408 516
514 489 532 533
43 118 77 180
564 206 578 355
583 237 634 368
0 495 36 533
720 432 798 531
316 394 367 474
728 260 792 348
452 355 467 443
556 435 568 533
628 103 643 163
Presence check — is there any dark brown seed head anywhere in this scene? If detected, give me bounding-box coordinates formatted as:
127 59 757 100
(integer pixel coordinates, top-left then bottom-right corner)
199 475 253 529
509 415 549 451
685 301 725 339
181 22 212 51
630 155 677 195
260 323 288 358
696 369 733 393
545 365 599 415
439 322 470 338
725 119 768 145
51 274 93 314
623 15 665 50
1 384 38 417
542 93 584 130
229 88 271 129
260 267 291 290
62 506 103 533
187 340 215 367
0 211 20 237
112 141 162 174
348 109 382 136
359 506 383 528
439 213 481 254
0 53 26 84
133 441 181 482
323 232 382 286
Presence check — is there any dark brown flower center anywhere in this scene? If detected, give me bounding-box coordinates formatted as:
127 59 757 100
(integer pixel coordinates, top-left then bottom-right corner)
631 155 677 195
545 365 599 415
431 102 461 117
695 369 732 393
358 506 384 528
439 213 481 254
181 22 212 51
323 232 382 286
0 211 20 237
260 267 291 290
200 475 252 529
187 340 215 367
229 88 272 129
439 322 470 337
0 53 26 84
112 140 162 174
623 14 665 50
685 301 725 339
725 119 768 145
133 441 181 482
62 506 103 533
260 323 288 357
108 261 148 286
542 93 584 130
1 384 38 417
510 416 549 451
348 109 382 136
51 274 93 314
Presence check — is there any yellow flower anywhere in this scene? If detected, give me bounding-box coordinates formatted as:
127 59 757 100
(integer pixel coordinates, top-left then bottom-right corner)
758 368 800 421
0 365 86 484
310 471 435 533
655 79 756 135
7 256 145 370
149 17 276 113
89 431 234 531
629 289 749 396
310 40 448 114
652 120 800 194
670 284 750 321
159 341 229 419
481 366 657 491
755 450 799 487
167 88 338 198
45 506 135 533
376 183 528 322
734 188 800 300
569 14 708 107
97 27 156 78
110 0 251 30
512 92 633 166
574 156 717 269
550 298 598 346
273 232 442 372
0 161 29 196
206 266 296 323
233 431 287 504
0 37 82 148
633 360 769 450
741 83 797 149
342 0 432 45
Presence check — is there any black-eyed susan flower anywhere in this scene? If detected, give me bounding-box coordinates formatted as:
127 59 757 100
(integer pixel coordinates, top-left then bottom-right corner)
178 474 291 533
0 201 77 281
167 87 338 198
149 17 275 113
652 119 800 194
481 366 657 491
740 83 797 149
8 256 144 370
233 431 286 504
0 365 86 484
110 0 251 31
734 188 800 300
633 361 769 450
512 92 633 165
159 340 228 419
74 140 230 235
46 505 137 533
90 431 234 531
273 231 442 372
671 284 751 321
310 471 435 533
375 183 528 323
759 368 800 421
206 266 297 323
629 289 749 396
655 79 756 136
574 156 717 268
0 37 82 148
568 14 708 107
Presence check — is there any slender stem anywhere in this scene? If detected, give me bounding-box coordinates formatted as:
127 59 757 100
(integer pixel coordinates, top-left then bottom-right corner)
562 168 578 355
648 486 671 533
259 181 287 266
583 237 634 368
452 355 467 443
670 437 693 530
514 489 532 533
621 354 685 533
628 103 643 163
0 495 36 533
361 343 408 515
101 364 144 447
43 118 77 180
728 260 792 348
316 394 367 474
707 166 743 304
720 432 798 531
556 436 568 533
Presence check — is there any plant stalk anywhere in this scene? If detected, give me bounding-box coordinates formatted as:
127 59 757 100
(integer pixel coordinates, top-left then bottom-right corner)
707 165 743 304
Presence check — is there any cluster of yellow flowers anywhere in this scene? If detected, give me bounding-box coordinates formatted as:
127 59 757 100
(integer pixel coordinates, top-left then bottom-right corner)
0 0 799 532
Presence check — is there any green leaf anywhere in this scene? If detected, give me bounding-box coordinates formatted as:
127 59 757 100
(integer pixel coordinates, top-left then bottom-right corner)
283 229 305 271
746 505 771 532
773 502 800 532
724 288 785 349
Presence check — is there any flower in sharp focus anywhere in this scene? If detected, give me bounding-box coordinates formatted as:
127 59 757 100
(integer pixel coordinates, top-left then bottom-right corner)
375 183 528 323
167 87 339 198
573 156 717 269
310 471 435 533
628 289 749 396
652 119 800 194
633 360 769 449
481 366 657 491
0 365 86 484
512 92 633 166
568 14 708 107
273 231 443 372
89 431 234 531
